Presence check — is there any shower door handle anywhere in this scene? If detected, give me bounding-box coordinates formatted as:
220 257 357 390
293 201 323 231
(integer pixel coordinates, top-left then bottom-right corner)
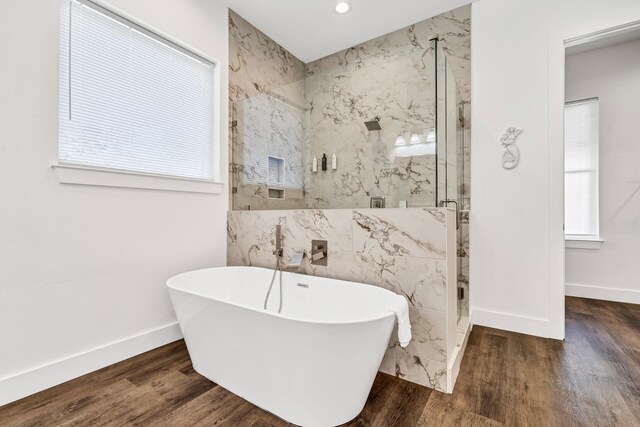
438 200 460 229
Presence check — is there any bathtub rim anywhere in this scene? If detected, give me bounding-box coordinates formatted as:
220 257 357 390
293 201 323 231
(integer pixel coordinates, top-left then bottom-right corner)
167 266 399 326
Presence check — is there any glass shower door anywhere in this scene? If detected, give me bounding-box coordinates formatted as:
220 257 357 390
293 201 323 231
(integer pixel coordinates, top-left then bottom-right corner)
435 42 466 323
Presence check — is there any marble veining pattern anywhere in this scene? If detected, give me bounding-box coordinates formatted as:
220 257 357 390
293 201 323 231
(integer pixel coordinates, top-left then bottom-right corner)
229 6 470 211
304 39 438 209
229 10 305 104
233 93 306 189
353 209 446 258
303 6 470 210
227 208 451 391
229 10 307 210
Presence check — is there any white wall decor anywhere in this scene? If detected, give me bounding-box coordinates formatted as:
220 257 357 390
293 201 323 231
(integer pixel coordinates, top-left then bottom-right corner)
500 127 523 169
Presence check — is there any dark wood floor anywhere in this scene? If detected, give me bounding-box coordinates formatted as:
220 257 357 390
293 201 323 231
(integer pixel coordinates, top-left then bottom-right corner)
2 297 639 426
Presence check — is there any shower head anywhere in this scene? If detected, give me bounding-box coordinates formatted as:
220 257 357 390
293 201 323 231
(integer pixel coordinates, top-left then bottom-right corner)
364 116 381 131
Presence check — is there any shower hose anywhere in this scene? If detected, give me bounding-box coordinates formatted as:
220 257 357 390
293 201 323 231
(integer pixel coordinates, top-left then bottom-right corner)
263 258 283 313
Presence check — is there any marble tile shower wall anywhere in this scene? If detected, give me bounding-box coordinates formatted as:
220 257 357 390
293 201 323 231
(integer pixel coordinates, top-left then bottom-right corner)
304 6 470 209
228 6 471 211
232 92 307 210
229 10 307 210
227 208 453 392
228 10 305 107
304 41 437 209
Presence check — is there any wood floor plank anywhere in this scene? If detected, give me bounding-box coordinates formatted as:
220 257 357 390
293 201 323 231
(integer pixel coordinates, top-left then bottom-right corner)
6 379 136 427
158 386 238 426
417 392 503 427
2 297 640 427
365 377 431 427
57 380 152 427
0 340 189 422
344 372 401 426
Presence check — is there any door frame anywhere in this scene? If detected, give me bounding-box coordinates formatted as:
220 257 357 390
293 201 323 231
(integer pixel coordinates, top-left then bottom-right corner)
547 20 640 339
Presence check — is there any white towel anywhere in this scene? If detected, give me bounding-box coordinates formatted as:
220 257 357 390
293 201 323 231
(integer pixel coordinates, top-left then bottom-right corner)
390 295 411 347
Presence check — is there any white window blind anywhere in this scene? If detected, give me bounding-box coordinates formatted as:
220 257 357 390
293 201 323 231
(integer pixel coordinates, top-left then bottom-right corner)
59 0 216 181
564 98 599 239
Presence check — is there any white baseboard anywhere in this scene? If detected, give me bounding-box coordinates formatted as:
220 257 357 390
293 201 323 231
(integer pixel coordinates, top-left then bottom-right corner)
0 323 183 406
565 283 640 305
471 308 561 339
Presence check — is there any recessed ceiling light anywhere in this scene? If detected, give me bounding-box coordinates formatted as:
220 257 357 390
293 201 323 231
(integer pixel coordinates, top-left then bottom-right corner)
335 2 351 14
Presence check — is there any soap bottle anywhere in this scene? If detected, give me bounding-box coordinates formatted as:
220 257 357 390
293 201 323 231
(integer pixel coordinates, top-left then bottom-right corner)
331 153 337 170
321 153 327 171
312 155 318 173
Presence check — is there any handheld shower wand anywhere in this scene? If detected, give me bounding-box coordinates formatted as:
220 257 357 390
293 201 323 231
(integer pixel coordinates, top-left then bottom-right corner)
264 225 283 312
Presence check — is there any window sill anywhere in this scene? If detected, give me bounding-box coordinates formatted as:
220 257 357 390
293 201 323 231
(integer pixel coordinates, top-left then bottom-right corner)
565 238 603 250
52 164 224 194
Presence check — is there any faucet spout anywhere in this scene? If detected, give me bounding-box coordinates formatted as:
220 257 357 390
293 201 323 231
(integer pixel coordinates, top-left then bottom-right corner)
285 250 305 270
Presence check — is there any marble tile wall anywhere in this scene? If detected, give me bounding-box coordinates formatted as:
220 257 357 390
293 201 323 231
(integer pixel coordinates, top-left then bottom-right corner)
228 10 306 105
232 92 306 191
229 6 471 211
227 208 454 392
229 10 308 210
304 6 470 101
304 5 470 210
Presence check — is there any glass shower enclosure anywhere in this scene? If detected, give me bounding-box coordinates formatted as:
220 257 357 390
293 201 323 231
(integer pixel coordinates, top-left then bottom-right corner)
231 38 464 212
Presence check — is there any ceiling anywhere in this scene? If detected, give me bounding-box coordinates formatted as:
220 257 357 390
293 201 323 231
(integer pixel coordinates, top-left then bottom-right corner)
222 0 474 63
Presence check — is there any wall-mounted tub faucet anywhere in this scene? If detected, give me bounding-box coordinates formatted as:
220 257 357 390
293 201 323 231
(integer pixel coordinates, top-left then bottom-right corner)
265 225 305 313
273 224 283 258
285 250 305 269
265 224 284 312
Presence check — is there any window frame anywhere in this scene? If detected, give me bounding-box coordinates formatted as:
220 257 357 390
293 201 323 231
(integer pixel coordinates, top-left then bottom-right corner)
54 0 224 194
564 97 601 246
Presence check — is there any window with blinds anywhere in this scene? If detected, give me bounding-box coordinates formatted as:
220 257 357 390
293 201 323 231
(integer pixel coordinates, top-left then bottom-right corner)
564 98 600 239
59 0 217 181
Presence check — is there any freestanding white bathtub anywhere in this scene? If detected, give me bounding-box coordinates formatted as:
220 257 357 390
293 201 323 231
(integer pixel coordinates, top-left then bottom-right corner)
167 266 410 427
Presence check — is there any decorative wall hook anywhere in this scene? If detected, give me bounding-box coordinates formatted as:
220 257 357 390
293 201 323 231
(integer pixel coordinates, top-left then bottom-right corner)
500 127 523 169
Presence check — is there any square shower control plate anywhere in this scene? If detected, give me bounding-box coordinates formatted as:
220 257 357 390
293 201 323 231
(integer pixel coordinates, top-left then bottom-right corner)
311 240 328 266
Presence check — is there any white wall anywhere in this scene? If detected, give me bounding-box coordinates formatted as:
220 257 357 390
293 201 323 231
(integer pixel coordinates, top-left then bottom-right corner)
470 0 640 338
564 38 640 304
0 0 229 404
